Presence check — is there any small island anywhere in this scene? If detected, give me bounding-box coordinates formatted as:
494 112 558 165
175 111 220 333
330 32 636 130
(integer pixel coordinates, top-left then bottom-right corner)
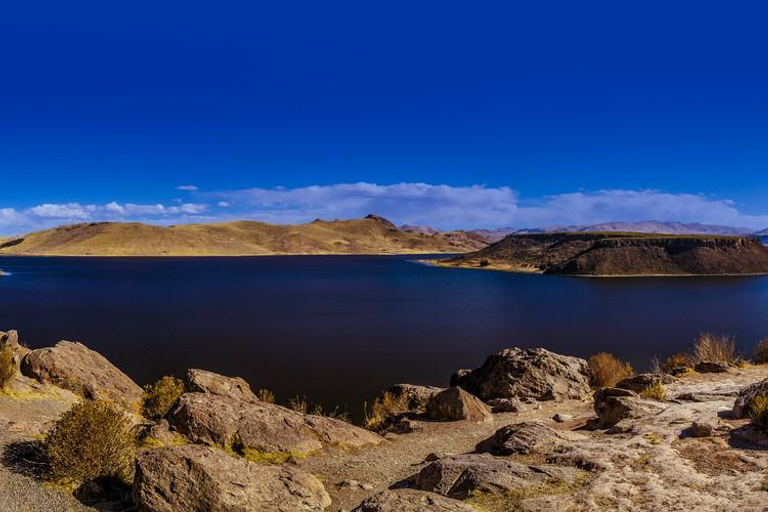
434 232 768 276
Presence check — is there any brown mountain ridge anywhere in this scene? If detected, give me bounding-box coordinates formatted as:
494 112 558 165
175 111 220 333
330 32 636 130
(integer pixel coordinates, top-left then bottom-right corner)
0 215 488 257
436 232 768 276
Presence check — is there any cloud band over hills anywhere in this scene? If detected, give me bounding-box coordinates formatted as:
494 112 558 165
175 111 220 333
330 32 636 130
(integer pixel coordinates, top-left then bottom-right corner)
1 183 767 235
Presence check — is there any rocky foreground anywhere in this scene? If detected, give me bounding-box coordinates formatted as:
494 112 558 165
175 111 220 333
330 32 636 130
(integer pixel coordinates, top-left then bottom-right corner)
438 232 768 276
2 330 768 511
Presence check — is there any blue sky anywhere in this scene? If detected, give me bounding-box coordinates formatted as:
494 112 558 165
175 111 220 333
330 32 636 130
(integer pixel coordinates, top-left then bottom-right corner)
2 1 768 234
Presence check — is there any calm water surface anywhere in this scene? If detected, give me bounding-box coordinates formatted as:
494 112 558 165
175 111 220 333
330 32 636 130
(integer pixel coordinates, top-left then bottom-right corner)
1 255 767 417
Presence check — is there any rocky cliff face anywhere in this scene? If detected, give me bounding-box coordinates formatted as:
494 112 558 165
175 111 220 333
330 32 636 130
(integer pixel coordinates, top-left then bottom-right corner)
442 232 768 276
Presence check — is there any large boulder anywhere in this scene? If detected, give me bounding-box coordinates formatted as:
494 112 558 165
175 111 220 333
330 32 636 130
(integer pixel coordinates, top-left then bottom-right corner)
402 454 582 500
425 387 492 423
589 387 667 429
169 392 381 457
184 368 259 403
352 489 476 512
20 341 141 409
450 347 590 401
475 421 583 455
0 330 30 369
695 361 730 373
133 444 331 512
615 373 678 393
386 384 444 413
732 378 768 418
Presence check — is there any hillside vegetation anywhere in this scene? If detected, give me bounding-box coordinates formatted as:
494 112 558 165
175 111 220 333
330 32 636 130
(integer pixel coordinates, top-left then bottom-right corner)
438 232 768 276
0 215 487 257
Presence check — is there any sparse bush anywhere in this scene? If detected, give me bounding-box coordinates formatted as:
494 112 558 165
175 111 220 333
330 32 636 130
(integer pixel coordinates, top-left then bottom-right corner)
750 395 768 430
662 352 695 375
0 345 15 391
311 404 350 422
587 352 635 389
44 401 136 485
256 388 275 403
364 391 409 431
141 376 183 420
639 380 666 401
693 332 735 364
754 339 768 365
289 395 308 414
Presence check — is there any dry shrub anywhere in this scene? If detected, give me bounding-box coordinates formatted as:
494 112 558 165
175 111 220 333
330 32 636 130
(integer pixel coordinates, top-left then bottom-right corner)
750 395 768 430
639 380 666 401
0 345 15 391
754 339 768 365
311 404 350 422
587 352 635 389
141 376 184 420
45 401 136 485
289 395 308 414
256 388 275 403
693 332 736 364
663 352 695 374
364 391 409 431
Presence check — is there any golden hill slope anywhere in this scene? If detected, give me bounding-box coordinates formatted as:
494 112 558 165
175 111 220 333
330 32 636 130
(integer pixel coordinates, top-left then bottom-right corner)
0 215 487 256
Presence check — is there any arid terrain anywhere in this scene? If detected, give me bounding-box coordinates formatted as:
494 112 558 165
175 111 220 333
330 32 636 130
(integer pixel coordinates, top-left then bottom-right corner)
0 215 488 257
437 232 768 276
3 329 768 511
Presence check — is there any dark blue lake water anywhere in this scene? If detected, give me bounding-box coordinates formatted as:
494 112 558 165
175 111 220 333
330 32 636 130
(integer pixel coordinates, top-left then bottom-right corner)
1 255 767 417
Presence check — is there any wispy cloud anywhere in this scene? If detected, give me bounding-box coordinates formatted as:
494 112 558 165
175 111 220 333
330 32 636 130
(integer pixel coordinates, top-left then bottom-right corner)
2 183 767 235
176 185 199 191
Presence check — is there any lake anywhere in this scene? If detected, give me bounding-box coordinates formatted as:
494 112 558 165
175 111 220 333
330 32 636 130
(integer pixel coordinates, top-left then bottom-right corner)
1 255 767 418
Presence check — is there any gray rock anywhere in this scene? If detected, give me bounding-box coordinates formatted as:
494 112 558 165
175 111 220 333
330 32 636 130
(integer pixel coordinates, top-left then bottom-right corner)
689 421 716 438
590 387 667 429
404 454 582 500
386 384 444 413
695 361 730 373
552 413 572 423
730 424 768 448
450 347 591 401
425 387 492 423
475 421 580 455
487 397 525 413
615 373 678 393
133 444 331 512
169 392 381 456
184 368 259 403
20 341 142 409
732 378 768 418
352 489 476 512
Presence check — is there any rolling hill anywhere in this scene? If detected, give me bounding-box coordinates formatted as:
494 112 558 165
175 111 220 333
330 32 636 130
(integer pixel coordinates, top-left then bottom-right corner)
0 215 488 257
436 232 768 276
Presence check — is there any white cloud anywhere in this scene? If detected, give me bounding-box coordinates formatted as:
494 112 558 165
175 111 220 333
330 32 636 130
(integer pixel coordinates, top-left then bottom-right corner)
28 203 92 219
217 201 231 208
176 185 199 191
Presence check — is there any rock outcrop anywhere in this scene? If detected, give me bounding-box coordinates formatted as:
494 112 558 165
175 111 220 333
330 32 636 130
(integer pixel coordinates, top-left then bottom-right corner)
352 489 476 512
615 373 678 393
184 368 259 403
402 454 583 500
133 445 331 512
475 421 583 455
451 347 591 401
0 330 29 368
169 392 382 457
386 384 444 413
695 361 730 373
732 378 768 418
425 387 492 423
589 387 667 429
20 341 141 409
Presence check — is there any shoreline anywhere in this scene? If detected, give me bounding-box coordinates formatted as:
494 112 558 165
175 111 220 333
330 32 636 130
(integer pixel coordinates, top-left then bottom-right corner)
0 250 466 259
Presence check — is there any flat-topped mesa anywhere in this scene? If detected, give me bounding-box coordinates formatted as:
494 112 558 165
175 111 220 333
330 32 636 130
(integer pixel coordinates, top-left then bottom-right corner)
440 232 768 276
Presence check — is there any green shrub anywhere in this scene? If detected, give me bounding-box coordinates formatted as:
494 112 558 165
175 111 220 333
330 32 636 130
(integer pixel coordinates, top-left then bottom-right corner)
693 332 735 364
0 345 15 391
141 376 184 420
639 380 666 401
754 339 768 365
587 352 635 389
256 388 275 403
45 401 136 485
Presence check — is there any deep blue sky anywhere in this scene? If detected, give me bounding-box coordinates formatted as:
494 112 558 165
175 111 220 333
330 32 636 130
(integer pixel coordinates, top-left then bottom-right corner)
2 1 768 233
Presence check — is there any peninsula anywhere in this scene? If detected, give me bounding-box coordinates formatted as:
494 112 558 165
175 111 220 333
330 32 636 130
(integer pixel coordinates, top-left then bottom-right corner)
435 232 768 276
